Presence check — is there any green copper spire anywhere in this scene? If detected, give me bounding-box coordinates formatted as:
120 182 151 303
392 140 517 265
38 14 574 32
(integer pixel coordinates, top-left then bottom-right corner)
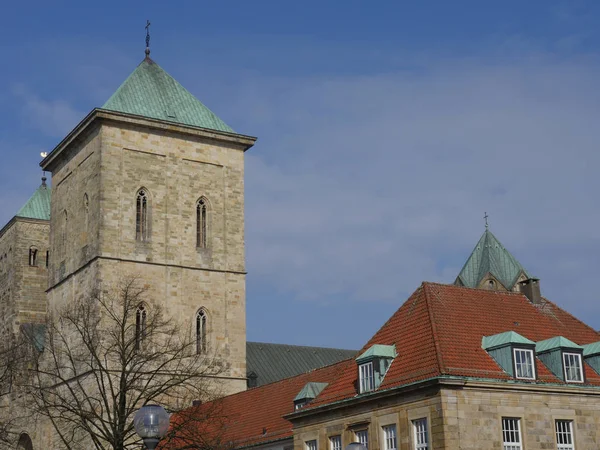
16 177 51 220
455 228 530 290
102 57 234 133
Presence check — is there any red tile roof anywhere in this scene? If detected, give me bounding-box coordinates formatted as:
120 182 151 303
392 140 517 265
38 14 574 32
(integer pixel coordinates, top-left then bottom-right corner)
168 359 354 449
310 282 600 409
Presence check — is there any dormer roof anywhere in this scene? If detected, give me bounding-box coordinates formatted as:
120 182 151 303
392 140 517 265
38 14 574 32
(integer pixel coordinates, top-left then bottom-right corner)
356 344 396 362
102 57 234 133
482 331 535 350
536 336 583 354
455 229 531 290
293 382 329 402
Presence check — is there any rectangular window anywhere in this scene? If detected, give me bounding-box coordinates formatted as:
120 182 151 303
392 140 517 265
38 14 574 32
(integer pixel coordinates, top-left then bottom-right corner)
359 362 375 393
330 435 342 450
306 440 318 450
514 348 535 379
412 418 428 450
382 425 397 450
555 420 575 450
502 417 522 450
355 430 368 450
563 353 583 383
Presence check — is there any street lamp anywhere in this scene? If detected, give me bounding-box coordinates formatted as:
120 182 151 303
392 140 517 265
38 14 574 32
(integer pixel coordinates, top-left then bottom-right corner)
133 404 170 450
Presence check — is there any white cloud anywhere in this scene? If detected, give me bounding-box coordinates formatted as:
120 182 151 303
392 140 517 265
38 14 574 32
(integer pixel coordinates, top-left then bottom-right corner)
233 57 600 325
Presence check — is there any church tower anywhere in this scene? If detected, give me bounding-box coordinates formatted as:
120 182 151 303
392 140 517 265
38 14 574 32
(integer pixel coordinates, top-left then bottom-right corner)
41 52 256 395
455 227 531 292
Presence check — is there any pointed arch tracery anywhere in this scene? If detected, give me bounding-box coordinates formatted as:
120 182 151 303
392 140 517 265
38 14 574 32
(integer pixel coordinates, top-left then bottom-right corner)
196 197 210 249
135 304 147 350
136 188 150 242
196 308 208 354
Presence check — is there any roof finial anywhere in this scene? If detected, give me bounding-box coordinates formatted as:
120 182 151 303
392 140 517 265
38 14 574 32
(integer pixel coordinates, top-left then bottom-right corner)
145 20 151 57
484 211 489 230
40 152 48 187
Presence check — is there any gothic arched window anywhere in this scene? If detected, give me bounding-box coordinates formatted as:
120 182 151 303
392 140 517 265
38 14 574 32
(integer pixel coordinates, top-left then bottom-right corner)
136 189 149 242
83 193 89 233
29 247 38 266
196 197 209 249
135 305 147 351
62 210 68 257
196 309 207 354
16 433 33 450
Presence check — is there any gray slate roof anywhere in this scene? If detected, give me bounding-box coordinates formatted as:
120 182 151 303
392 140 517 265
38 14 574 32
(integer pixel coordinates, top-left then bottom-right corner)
246 341 357 387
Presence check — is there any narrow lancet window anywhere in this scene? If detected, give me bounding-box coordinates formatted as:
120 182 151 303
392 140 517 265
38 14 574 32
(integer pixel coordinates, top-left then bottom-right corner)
135 305 147 350
29 248 38 266
136 189 149 242
196 198 208 249
196 309 207 354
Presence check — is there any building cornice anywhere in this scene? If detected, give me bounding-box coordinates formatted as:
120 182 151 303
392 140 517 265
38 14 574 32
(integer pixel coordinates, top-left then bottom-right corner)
41 108 257 172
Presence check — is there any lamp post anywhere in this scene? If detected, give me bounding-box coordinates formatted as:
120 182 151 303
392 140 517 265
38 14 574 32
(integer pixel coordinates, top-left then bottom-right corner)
133 404 170 450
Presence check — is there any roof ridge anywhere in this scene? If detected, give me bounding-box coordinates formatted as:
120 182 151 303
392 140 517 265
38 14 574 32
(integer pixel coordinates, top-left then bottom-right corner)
422 283 445 375
247 341 356 352
537 297 600 341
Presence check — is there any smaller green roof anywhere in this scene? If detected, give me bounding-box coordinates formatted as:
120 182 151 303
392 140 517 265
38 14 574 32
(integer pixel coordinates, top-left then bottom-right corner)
456 229 530 290
293 382 329 402
356 344 396 363
16 180 51 220
102 57 234 133
536 336 582 354
482 331 535 350
582 342 600 357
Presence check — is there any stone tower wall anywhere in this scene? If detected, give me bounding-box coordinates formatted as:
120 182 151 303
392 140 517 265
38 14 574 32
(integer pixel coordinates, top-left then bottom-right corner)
46 117 248 396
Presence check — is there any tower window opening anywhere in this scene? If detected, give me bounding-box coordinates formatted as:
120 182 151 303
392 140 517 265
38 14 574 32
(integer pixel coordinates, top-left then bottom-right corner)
196 309 207 354
196 198 208 249
135 305 147 350
29 248 38 266
136 189 149 242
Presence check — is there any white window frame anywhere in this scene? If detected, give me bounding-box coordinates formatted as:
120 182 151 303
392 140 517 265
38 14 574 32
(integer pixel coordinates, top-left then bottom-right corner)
563 352 584 383
412 418 428 450
329 435 342 450
382 424 397 450
355 429 368 450
502 417 522 450
513 348 535 380
306 440 318 450
359 362 375 393
555 420 575 450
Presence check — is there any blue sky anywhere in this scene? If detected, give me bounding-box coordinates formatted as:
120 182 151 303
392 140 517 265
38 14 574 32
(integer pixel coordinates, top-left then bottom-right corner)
1 1 599 349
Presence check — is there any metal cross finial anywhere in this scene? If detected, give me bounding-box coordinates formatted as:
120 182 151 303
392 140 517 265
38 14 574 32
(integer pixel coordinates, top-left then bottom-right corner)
484 212 489 230
145 20 151 57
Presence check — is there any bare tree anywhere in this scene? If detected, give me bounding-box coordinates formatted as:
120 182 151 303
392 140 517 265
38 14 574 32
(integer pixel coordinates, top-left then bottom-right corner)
26 277 227 450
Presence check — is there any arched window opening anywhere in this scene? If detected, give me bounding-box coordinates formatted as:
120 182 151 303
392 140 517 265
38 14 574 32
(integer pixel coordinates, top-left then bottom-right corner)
136 189 149 242
135 305 147 351
45 251 49 268
29 247 38 267
196 198 208 249
62 210 68 257
17 433 34 450
196 309 207 354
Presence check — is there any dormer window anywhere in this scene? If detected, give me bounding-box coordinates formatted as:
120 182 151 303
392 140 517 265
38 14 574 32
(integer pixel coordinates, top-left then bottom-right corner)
359 362 375 393
355 344 396 394
536 336 585 384
482 331 536 381
563 352 583 383
513 348 535 380
293 382 328 410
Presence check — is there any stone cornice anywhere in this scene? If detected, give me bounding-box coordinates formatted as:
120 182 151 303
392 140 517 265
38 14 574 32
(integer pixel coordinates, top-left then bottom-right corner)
41 108 257 172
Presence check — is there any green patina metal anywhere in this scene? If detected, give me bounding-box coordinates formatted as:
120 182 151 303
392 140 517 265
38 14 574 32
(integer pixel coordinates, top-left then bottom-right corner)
583 342 600 357
293 382 329 402
456 229 530 290
536 336 582 354
102 57 234 133
482 331 535 350
16 182 51 221
356 344 396 363
482 331 534 377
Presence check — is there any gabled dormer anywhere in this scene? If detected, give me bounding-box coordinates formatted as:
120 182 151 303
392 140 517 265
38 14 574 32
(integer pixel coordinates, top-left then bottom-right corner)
293 382 328 410
482 331 536 380
536 337 585 383
581 342 600 377
355 344 396 394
